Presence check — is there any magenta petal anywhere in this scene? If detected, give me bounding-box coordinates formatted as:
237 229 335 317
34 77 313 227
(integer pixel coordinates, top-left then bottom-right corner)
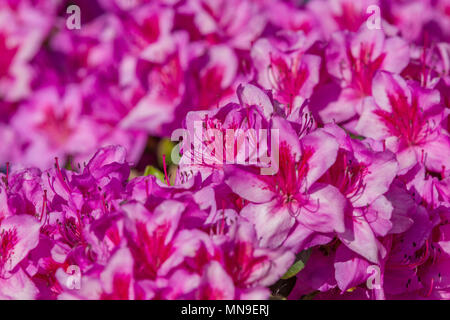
224 166 276 203
0 268 39 299
241 200 296 249
350 28 385 63
353 149 398 207
301 129 339 187
396 146 419 174
297 184 346 234
237 84 274 120
100 247 134 299
338 210 381 264
334 245 371 292
0 215 40 275
365 196 394 237
284 224 333 252
0 186 11 219
290 248 336 297
372 71 411 112
418 134 450 174
316 86 360 123
381 37 410 73
271 116 302 158
355 97 391 140
198 261 235 300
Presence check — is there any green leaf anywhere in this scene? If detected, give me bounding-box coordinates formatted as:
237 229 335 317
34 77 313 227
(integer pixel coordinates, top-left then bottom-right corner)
157 138 175 167
270 295 287 300
301 290 320 300
64 156 74 171
143 165 165 182
281 260 306 280
338 124 365 141
281 249 311 280
349 132 365 141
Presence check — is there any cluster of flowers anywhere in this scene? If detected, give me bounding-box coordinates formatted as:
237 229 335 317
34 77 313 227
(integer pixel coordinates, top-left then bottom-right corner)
0 143 298 299
0 0 450 300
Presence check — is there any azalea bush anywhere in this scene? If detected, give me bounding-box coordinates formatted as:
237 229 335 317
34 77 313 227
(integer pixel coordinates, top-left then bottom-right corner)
0 0 449 300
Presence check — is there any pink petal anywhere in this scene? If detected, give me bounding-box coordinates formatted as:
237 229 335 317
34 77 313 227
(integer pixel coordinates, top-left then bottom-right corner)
381 37 410 73
365 196 394 237
197 261 235 300
241 200 296 249
237 84 274 120
0 268 39 300
355 97 391 140
297 184 346 234
372 71 411 112
350 28 385 63
301 129 339 187
224 166 276 203
338 210 382 264
334 245 371 292
0 215 40 274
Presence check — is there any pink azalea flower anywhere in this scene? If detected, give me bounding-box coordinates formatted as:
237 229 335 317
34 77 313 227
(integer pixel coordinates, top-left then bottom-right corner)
226 117 346 248
58 247 135 300
121 199 194 280
212 218 294 298
0 0 449 301
308 0 380 35
0 268 39 300
315 28 409 125
186 44 239 111
356 71 450 175
0 2 54 101
122 3 176 62
179 0 267 50
177 83 275 181
196 261 236 299
319 124 398 264
120 32 190 136
265 1 321 42
401 163 450 209
0 215 40 278
166 216 294 300
10 87 99 168
251 31 321 120
381 0 434 42
434 0 450 41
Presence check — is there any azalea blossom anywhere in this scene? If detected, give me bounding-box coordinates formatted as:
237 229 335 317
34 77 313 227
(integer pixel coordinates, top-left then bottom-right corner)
0 0 449 301
355 71 450 175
